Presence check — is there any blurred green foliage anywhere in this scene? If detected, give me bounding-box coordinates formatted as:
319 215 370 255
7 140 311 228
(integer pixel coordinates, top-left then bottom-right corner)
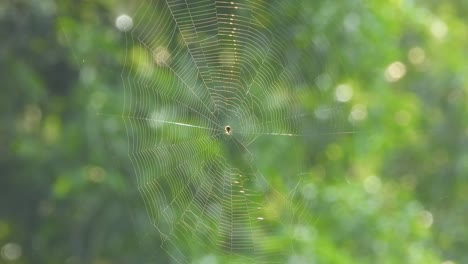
1 0 467 263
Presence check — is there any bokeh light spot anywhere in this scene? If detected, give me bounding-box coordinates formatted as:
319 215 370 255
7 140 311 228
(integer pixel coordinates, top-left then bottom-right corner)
418 210 433 228
315 73 332 91
293 225 313 242
153 46 171 66
1 243 22 261
349 104 367 122
335 83 353 102
408 47 426 65
430 19 448 39
198 254 217 264
441 261 455 264
363 175 382 194
20 104 42 133
115 14 133 32
87 166 106 183
301 183 317 200
385 61 406 82
343 13 360 33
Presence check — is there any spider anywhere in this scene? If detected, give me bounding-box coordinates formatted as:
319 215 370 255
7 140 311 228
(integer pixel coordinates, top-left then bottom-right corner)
224 125 232 135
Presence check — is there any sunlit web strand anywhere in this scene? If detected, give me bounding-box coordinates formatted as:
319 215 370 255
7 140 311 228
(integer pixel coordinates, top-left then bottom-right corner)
120 0 354 263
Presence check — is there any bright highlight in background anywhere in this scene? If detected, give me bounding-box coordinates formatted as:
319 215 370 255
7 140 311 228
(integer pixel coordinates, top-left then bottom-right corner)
115 14 133 32
408 47 426 65
335 83 353 102
385 61 406 82
430 19 448 39
363 175 382 194
350 104 367 122
1 243 22 261
153 46 171 66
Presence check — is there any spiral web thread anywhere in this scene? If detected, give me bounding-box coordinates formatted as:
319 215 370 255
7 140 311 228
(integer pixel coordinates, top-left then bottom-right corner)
121 0 352 262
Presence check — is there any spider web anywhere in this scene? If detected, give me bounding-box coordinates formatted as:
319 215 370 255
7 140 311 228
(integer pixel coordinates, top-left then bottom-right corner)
120 0 353 262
